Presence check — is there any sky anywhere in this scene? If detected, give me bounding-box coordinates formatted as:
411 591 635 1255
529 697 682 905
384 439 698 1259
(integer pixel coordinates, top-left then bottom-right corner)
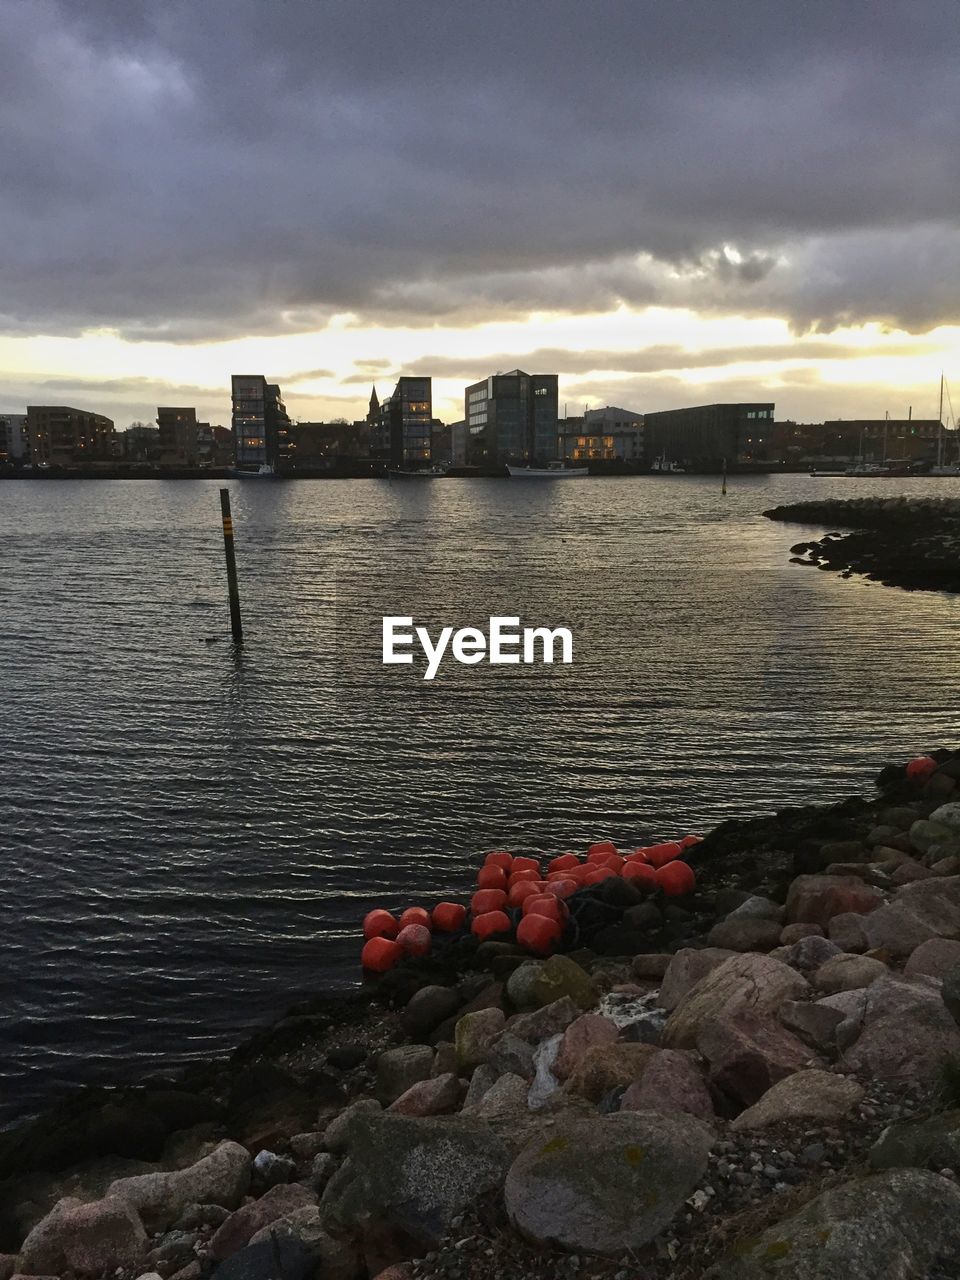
2 0 959 428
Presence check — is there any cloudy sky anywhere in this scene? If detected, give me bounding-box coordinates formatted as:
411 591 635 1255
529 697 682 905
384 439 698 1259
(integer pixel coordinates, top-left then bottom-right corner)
2 0 959 427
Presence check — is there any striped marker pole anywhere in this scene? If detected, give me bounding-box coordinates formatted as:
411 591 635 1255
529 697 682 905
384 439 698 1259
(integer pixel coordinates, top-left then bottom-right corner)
219 488 243 642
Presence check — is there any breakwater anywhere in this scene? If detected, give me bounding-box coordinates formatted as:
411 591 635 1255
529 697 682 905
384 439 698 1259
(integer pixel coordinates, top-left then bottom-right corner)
765 496 960 592
4 749 960 1278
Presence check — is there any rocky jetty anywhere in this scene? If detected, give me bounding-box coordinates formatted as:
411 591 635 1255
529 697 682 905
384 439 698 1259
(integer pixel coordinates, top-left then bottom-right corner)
4 750 960 1278
764 496 960 592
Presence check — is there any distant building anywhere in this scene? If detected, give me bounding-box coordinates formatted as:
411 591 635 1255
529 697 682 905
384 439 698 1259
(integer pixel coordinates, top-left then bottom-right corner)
291 420 372 467
643 403 775 469
559 406 644 463
464 370 559 466
197 424 234 467
367 385 380 425
122 424 161 462
771 419 943 465
0 413 29 463
231 375 293 470
157 406 199 466
27 406 115 466
377 376 432 466
450 420 467 466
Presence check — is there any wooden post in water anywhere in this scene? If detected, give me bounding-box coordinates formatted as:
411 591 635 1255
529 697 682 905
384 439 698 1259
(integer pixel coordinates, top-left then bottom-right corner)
219 488 243 642
721 457 727 496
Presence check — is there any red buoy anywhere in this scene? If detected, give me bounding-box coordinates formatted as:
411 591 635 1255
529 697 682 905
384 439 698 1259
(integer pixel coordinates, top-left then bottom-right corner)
587 841 619 861
508 879 543 908
548 853 580 874
543 877 578 899
906 755 938 781
623 861 658 890
396 924 432 957
471 888 508 915
484 851 514 870
361 936 403 971
581 865 616 885
655 860 696 896
511 856 541 876
679 834 703 850
508 868 540 886
471 909 512 941
432 902 467 932
521 893 567 922
363 909 400 941
517 912 561 954
644 841 682 868
477 864 508 891
399 907 432 931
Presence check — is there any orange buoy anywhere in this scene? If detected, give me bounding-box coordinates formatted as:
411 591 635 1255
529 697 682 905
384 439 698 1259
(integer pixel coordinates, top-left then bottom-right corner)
471 909 512 941
508 879 543 907
655 860 696 896
399 907 432 931
517 912 561 954
581 865 616 885
906 755 938 781
361 936 403 971
593 852 624 872
521 894 566 922
679 834 703 850
432 901 467 932
508 868 540 886
587 840 618 860
511 856 541 876
396 924 432 957
471 888 508 915
548 853 580 873
477 864 508 891
543 877 578 899
363 909 400 941
623 861 658 890
644 841 682 868
484 851 514 870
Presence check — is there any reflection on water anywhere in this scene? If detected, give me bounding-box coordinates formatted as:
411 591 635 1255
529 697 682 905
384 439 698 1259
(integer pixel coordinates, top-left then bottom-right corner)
1 473 958 1122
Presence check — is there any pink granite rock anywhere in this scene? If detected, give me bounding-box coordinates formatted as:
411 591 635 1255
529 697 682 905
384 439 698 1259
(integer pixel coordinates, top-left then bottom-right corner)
553 1013 619 1082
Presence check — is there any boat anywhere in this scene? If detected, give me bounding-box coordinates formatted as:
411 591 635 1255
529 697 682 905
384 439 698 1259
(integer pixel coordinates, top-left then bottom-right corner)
507 461 589 478
232 463 280 479
650 454 686 473
930 374 960 474
386 464 449 479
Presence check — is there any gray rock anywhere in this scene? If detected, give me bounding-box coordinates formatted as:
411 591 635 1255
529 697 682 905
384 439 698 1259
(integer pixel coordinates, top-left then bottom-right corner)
529 955 599 1011
105 1140 251 1231
504 1111 713 1255
913 817 959 851
18 1195 147 1275
506 961 546 1009
376 1044 435 1104
785 875 884 927
943 963 960 1028
461 1061 499 1109
813 953 887 993
664 953 810 1049
309 1152 338 1192
827 912 869 952
246 1206 362 1280
455 1007 506 1073
507 996 580 1043
697 1011 821 1108
619 1049 714 1122
211 1182 316 1260
868 1110 960 1171
714 1168 960 1279
783 934 842 973
553 1013 619 1081
402 985 462 1037
861 875 960 959
727 895 785 922
906 939 960 979
321 1113 511 1252
487 1030 536 1078
779 1000 845 1053
251 1148 294 1188
207 1235 316 1280
707 917 784 952
324 1099 381 1153
387 1072 462 1116
730 1069 863 1131
842 973 960 1081
656 947 737 1012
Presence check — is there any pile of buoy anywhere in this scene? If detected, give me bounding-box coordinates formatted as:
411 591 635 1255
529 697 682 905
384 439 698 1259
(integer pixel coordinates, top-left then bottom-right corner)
360 835 702 972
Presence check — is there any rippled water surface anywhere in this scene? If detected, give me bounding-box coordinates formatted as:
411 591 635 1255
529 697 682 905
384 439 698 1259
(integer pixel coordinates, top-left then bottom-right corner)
2 474 959 1123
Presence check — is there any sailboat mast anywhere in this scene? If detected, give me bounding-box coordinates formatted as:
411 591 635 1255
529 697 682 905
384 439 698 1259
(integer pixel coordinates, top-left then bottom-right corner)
938 373 944 469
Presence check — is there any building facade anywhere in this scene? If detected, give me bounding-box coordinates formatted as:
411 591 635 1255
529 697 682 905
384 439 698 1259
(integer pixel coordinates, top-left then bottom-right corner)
157 406 199 466
26 406 115 466
464 370 559 466
0 413 29 464
231 375 293 470
377 376 432 466
643 403 775 470
558 406 644 462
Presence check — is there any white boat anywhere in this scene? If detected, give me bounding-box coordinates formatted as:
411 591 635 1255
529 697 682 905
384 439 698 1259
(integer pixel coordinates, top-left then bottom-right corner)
232 463 280 479
386 465 448 479
650 454 685 473
507 461 589 478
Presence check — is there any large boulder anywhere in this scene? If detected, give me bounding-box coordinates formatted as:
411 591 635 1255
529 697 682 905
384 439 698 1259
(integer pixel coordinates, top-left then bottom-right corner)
813 953 887 993
930 801 960 833
860 875 960 958
504 1112 713 1256
868 1110 960 1171
785 875 884 928
841 973 960 1082
106 1140 251 1231
663 954 810 1050
905 938 960 979
656 948 735 1012
706 918 783 952
210 1183 315 1260
730 1069 863 1131
321 1114 510 1261
17 1195 147 1275
619 1049 715 1122
714 1169 960 1279
553 1014 619 1082
696 1012 821 1108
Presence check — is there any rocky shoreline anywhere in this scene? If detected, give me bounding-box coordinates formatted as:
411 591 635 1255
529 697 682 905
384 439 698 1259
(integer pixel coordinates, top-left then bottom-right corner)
764 496 960 592
4 750 960 1278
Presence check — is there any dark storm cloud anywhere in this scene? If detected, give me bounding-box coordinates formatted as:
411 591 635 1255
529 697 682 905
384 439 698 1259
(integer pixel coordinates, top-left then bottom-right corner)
3 0 959 339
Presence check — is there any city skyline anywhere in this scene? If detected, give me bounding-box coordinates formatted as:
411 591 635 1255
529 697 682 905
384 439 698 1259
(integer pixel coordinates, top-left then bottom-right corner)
2 1 959 427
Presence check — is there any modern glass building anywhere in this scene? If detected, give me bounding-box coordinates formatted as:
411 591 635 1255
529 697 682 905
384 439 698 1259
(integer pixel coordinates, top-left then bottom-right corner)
231 375 293 470
378 376 432 466
464 370 559 466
